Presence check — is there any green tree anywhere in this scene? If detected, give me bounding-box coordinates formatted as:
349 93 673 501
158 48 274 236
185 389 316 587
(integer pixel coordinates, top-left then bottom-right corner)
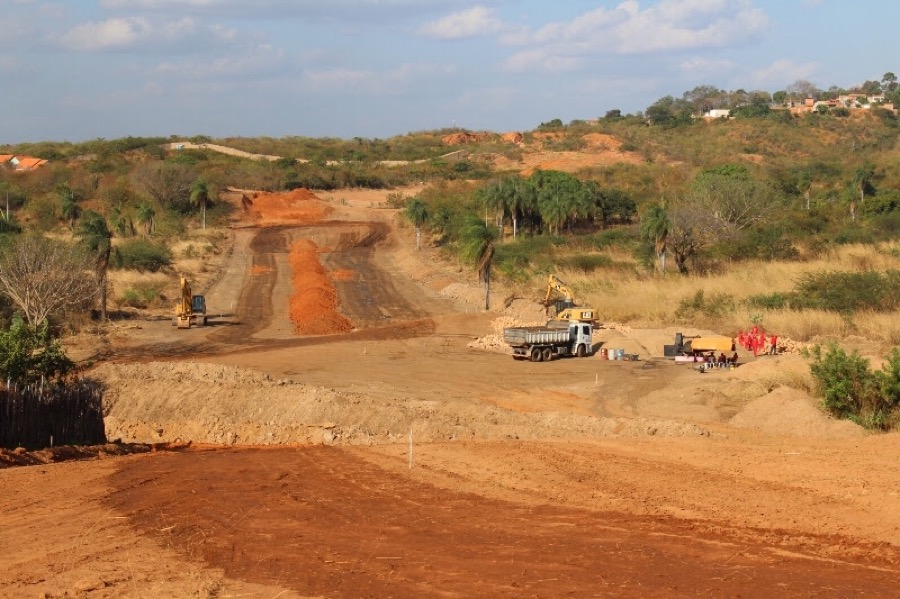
882 72 898 93
0 316 75 385
403 198 429 251
78 211 113 321
190 178 212 229
136 201 156 237
530 170 585 235
640 203 671 272
459 216 498 310
853 162 876 205
58 185 80 232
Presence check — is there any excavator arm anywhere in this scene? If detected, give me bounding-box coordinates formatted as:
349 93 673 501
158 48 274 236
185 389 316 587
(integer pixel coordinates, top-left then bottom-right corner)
544 274 574 305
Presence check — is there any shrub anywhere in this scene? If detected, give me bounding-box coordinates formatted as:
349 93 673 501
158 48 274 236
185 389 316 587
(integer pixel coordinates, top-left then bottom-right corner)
746 292 791 310
557 254 614 273
806 343 900 429
119 281 166 309
112 239 172 272
793 270 900 312
0 317 75 385
676 290 736 320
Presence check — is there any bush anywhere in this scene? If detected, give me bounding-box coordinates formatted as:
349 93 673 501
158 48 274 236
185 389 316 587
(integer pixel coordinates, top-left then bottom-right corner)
806 343 900 429
0 317 75 385
119 281 166 309
719 227 798 261
794 270 900 312
676 290 736 320
746 292 791 310
557 254 614 273
112 239 172 272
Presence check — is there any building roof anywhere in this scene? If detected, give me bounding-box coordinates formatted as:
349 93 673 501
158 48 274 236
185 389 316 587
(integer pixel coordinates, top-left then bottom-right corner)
13 156 48 170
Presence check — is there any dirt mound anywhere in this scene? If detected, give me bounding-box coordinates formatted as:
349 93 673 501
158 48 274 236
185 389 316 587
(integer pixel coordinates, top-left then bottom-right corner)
730 386 864 438
501 131 524 144
245 188 332 225
92 362 713 447
288 239 353 335
468 301 549 352
441 132 492 145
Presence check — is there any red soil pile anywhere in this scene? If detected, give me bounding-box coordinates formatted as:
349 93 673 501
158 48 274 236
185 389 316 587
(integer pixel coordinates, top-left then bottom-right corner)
288 239 353 335
246 188 332 226
331 269 356 282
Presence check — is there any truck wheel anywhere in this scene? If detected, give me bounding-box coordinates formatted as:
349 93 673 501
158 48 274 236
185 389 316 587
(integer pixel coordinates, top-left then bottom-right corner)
577 344 586 358
531 347 542 362
542 348 553 362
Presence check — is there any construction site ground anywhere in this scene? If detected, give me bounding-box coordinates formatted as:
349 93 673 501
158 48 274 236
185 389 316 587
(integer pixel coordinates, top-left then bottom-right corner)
2 186 899 598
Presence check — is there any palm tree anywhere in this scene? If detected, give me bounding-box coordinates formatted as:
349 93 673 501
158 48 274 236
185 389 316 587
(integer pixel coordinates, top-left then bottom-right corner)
136 201 156 237
77 211 112 321
404 198 429 251
460 216 498 310
640 203 671 272
797 170 813 211
190 178 212 229
58 186 80 232
853 163 875 205
503 177 524 239
477 181 506 234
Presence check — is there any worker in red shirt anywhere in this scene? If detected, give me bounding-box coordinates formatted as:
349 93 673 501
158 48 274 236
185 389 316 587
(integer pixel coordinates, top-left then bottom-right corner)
769 334 778 355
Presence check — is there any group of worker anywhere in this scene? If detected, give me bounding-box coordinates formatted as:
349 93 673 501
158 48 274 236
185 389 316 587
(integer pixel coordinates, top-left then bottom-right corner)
737 326 778 357
704 351 739 368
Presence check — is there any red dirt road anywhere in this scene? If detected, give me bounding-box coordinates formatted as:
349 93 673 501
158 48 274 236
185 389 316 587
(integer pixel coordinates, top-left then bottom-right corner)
107 446 900 598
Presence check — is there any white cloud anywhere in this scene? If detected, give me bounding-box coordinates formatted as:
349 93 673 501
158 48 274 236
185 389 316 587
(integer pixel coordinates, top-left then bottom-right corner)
303 62 454 94
502 0 770 73
418 6 503 40
100 0 469 22
747 58 819 88
59 16 241 52
679 57 737 74
152 44 286 79
504 48 584 73
60 17 155 51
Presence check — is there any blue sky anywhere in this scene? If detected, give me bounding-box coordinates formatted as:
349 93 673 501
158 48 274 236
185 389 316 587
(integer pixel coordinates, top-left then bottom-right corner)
1 0 897 143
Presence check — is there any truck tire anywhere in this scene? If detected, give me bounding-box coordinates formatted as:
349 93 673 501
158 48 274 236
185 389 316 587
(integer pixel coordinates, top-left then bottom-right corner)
577 344 587 358
531 347 542 362
542 347 553 362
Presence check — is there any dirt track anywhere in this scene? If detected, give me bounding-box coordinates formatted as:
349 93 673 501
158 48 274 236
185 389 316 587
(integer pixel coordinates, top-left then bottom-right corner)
2 187 899 598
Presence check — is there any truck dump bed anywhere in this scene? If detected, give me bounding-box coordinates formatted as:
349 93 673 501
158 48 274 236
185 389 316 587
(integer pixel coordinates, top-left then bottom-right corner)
503 326 574 347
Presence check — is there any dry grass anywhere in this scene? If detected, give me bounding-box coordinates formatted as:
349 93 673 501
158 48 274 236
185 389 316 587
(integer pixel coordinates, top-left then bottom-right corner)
538 242 900 349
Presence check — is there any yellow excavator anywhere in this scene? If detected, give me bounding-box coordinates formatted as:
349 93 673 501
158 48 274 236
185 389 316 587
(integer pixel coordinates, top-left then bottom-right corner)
544 274 598 325
173 276 207 328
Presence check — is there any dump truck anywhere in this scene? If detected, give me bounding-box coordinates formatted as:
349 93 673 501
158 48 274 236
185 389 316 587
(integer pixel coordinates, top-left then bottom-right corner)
543 274 599 324
173 276 207 328
504 321 594 362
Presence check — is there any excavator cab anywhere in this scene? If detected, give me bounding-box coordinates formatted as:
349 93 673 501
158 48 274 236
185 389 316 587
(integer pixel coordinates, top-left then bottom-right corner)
191 295 206 315
550 298 576 316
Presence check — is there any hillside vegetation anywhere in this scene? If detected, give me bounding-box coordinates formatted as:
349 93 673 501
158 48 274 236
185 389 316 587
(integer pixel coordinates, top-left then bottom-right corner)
2 109 900 333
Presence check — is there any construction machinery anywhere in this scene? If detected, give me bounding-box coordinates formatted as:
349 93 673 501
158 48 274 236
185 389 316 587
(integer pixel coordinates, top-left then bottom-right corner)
543 274 598 324
505 321 594 362
664 332 734 358
173 276 207 328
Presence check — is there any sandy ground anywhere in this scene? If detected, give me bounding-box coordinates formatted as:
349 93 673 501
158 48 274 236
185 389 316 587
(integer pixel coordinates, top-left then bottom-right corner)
2 184 899 598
